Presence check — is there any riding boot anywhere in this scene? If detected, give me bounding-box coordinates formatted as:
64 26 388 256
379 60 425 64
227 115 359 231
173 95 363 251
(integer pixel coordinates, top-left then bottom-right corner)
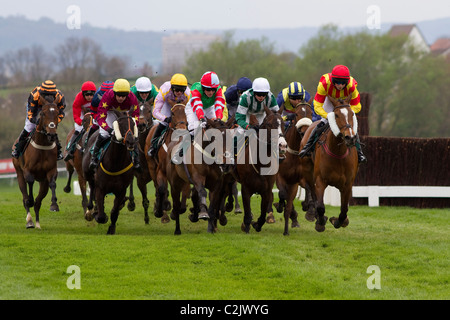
64 130 81 161
147 122 166 157
355 134 367 163
89 135 109 170
12 129 30 158
299 122 328 158
132 143 141 171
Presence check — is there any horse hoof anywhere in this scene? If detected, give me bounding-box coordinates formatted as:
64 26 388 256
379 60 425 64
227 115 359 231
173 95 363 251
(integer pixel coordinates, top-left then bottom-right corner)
225 201 233 212
291 221 300 228
85 210 94 221
144 216 150 224
266 212 275 224
161 213 170 224
107 226 116 235
219 215 228 226
63 186 71 193
241 222 250 233
342 217 349 228
50 204 59 212
189 214 199 223
315 223 326 232
26 221 35 229
127 202 136 212
95 214 109 224
304 210 316 222
251 221 262 232
198 212 209 220
273 202 283 213
234 207 242 214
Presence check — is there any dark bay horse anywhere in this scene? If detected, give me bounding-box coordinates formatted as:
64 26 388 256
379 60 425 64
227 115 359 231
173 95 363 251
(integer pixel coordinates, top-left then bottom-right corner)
63 111 94 214
127 101 154 224
274 99 317 235
300 95 359 232
235 106 287 233
82 110 138 235
12 99 60 229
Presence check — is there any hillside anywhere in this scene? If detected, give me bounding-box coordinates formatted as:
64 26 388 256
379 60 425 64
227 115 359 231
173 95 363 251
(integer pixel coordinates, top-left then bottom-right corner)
1 15 449 73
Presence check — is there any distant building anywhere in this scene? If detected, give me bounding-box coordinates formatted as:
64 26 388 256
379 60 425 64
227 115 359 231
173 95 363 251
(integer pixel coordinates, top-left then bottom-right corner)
162 33 221 75
388 24 430 54
430 37 450 60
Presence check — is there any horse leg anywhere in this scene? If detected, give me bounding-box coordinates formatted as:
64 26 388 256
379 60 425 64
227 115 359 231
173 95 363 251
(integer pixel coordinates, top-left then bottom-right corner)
17 170 34 228
79 176 89 215
127 177 136 212
330 188 351 229
314 180 328 232
171 185 182 235
94 188 108 224
303 184 317 222
85 179 96 221
240 186 252 233
107 191 126 235
189 188 200 223
232 182 242 213
283 184 299 236
49 174 59 212
252 189 272 232
63 163 74 193
33 180 50 229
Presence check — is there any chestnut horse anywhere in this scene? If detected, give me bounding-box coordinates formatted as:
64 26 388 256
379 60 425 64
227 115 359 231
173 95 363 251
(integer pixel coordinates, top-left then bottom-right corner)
274 99 317 235
300 95 359 232
12 99 60 229
82 110 138 235
63 111 94 214
235 106 287 233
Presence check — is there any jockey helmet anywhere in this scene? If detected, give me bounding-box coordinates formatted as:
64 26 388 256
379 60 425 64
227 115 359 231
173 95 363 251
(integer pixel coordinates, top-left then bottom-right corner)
200 71 220 89
100 81 114 92
236 77 252 92
135 77 152 92
331 65 350 81
288 82 305 99
39 80 57 95
252 77 270 93
171 73 188 87
81 81 96 93
113 79 131 93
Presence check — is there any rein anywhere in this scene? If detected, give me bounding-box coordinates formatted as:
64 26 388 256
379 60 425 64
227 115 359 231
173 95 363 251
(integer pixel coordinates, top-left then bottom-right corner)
100 161 134 176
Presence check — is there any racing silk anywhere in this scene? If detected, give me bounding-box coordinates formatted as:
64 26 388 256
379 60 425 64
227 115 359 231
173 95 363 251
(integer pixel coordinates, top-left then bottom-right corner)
27 86 66 123
276 88 321 122
96 89 139 132
314 73 361 119
189 82 225 120
235 89 279 129
131 84 160 104
153 81 191 122
72 91 93 126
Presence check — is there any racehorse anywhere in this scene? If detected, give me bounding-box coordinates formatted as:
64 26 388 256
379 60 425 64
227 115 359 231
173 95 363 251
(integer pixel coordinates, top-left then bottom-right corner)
127 101 154 224
300 95 359 232
145 103 187 223
12 98 60 229
63 111 94 214
165 117 232 235
274 98 317 235
82 110 138 235
235 106 287 233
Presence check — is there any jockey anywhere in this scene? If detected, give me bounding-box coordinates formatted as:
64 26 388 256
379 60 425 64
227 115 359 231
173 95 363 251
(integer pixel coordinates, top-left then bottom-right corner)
131 76 159 106
298 65 366 163
235 77 279 133
185 71 226 135
147 73 190 157
224 76 252 118
89 79 141 170
64 81 96 161
91 80 114 112
12 80 66 160
276 81 320 122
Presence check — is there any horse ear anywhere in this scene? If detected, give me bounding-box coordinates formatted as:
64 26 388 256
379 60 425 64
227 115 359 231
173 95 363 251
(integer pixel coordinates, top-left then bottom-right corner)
327 95 338 106
345 94 352 104
307 96 313 105
264 105 273 116
278 103 284 115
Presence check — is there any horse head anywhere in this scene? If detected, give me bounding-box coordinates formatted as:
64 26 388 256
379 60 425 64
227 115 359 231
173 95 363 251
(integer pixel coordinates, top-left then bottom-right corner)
111 110 138 152
293 97 314 138
138 101 153 134
170 103 187 130
327 95 357 147
36 98 59 143
262 106 287 156
82 112 94 131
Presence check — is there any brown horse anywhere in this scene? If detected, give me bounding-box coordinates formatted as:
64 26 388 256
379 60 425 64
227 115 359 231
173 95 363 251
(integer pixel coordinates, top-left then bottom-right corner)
127 101 154 224
165 117 232 234
82 110 138 235
63 111 94 214
234 106 287 233
274 99 317 235
12 98 60 229
300 95 359 232
145 103 187 223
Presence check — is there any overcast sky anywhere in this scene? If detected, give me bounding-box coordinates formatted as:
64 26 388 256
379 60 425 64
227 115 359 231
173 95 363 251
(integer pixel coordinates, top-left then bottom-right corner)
1 0 449 31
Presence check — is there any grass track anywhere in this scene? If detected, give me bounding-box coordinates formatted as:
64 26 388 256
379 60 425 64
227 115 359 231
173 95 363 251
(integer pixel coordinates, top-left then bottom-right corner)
0 177 448 300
